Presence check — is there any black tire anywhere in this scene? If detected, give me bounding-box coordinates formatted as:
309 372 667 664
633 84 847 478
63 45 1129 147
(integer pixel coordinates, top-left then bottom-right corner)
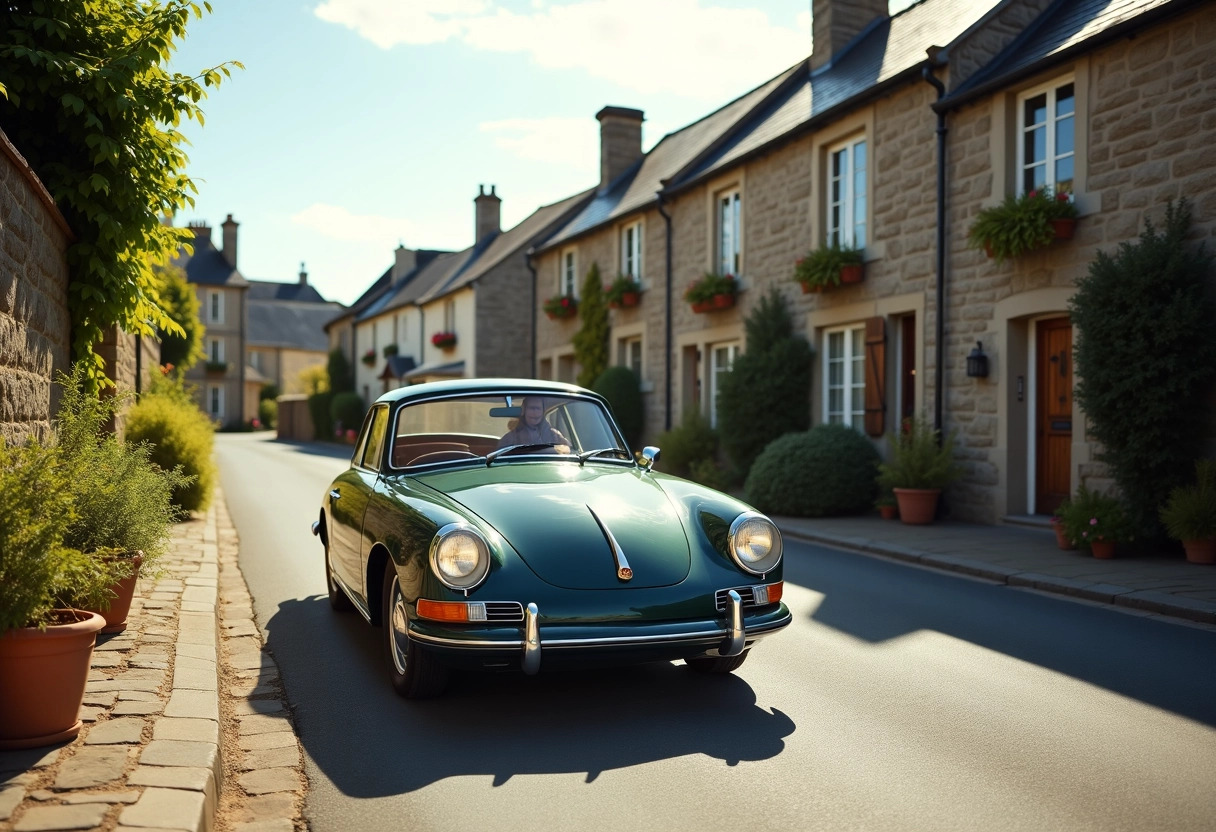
323 530 353 612
686 649 750 674
382 560 449 699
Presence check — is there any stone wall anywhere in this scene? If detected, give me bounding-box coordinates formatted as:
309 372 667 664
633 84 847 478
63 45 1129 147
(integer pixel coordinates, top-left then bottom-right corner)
474 252 535 379
0 129 73 445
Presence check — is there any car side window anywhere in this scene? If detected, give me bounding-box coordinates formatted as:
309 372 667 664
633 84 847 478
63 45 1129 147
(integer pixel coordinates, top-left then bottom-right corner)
360 406 389 471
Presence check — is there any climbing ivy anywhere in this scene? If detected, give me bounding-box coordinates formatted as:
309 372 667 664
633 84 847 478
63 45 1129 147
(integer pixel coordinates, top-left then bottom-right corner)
0 1 240 387
573 262 609 387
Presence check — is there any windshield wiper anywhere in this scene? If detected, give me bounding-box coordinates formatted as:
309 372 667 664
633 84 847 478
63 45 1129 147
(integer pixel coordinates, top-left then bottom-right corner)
577 448 632 466
485 443 555 465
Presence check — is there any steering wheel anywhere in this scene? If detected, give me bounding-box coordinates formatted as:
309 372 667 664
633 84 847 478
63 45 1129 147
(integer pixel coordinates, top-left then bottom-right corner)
407 450 481 466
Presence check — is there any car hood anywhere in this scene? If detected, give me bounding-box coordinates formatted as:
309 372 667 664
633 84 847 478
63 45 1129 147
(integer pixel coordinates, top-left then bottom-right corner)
414 463 691 590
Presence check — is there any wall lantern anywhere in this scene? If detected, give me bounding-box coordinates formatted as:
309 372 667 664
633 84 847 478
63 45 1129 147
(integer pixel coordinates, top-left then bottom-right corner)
966 341 989 378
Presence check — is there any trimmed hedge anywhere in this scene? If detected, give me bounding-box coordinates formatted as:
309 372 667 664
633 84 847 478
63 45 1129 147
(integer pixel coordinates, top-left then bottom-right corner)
655 410 717 479
309 392 333 440
592 366 643 449
125 389 216 513
330 392 366 436
744 425 879 517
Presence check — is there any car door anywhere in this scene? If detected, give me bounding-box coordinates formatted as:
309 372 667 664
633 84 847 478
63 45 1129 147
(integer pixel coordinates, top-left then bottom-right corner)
328 405 389 610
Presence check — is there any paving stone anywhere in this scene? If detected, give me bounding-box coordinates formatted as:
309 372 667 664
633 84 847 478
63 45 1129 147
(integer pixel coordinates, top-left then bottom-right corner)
85 717 145 744
119 787 205 831
79 706 105 723
172 666 217 692
12 803 108 831
130 660 170 670
232 699 285 716
232 819 295 832
238 767 300 795
239 746 299 772
28 789 55 800
142 636 173 644
112 701 165 716
91 652 124 667
85 679 161 693
228 682 277 698
0 786 24 821
139 740 218 770
164 689 218 721
127 765 215 796
176 643 216 662
0 771 35 787
118 669 166 682
62 789 140 803
81 692 118 707
54 746 128 788
173 655 215 671
236 713 290 736
152 719 219 744
118 690 161 702
238 732 295 752
236 793 296 823
0 748 60 772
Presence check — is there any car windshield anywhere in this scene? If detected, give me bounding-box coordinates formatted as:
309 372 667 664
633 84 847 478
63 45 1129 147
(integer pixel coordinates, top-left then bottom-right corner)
388 393 629 470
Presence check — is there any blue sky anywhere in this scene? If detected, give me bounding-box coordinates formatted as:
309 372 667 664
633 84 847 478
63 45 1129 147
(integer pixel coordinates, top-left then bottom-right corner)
169 1 907 306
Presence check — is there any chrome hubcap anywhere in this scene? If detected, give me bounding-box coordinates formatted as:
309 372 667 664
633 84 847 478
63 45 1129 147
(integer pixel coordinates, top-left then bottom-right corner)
389 576 409 675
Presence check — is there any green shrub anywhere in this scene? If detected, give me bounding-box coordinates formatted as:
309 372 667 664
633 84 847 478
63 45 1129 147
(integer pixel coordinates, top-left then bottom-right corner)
259 383 280 401
1159 460 1216 542
717 290 813 473
327 348 354 393
745 425 880 517
877 417 960 491
1059 484 1133 548
330 392 366 435
573 262 609 387
1069 200 1216 541
126 385 216 512
258 398 278 430
655 410 718 479
688 457 734 492
592 366 643 448
309 391 334 440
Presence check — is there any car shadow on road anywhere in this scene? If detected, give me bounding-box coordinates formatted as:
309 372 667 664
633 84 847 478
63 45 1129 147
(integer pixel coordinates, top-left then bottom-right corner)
263 595 796 797
782 544 1216 728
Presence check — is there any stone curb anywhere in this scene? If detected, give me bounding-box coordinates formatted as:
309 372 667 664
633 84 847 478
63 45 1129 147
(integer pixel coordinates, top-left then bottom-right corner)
781 527 1216 625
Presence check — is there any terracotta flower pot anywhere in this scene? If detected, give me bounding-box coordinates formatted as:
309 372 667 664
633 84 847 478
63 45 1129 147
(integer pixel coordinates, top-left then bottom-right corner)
616 291 639 308
691 301 712 314
840 264 864 284
712 293 736 310
878 504 898 520
1182 539 1216 565
0 610 105 749
893 488 941 525
800 282 822 294
1050 518 1076 551
1052 218 1077 240
1089 540 1116 559
81 553 142 634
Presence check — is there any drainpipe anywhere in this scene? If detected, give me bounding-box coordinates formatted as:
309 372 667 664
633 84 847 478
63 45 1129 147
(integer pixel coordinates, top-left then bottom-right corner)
656 192 674 431
526 248 538 377
922 63 947 435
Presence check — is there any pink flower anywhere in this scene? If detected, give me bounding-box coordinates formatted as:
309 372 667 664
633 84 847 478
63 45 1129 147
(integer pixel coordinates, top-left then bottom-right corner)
1082 531 1088 538
1089 518 1098 526
1028 189 1038 199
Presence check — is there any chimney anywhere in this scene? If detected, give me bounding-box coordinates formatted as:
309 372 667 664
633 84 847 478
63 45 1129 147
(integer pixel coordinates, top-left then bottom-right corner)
221 214 238 269
187 220 211 241
392 244 417 280
811 0 888 72
595 106 644 191
474 185 501 244
298 262 308 285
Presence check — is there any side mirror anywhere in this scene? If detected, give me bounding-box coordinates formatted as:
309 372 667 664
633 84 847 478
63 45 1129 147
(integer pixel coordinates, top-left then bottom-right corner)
639 446 661 471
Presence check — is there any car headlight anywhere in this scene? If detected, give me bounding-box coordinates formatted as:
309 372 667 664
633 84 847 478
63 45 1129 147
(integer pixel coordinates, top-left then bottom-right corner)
728 512 782 576
429 523 491 591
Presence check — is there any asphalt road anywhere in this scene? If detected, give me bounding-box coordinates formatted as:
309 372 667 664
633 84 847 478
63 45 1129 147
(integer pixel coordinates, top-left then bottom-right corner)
216 432 1216 832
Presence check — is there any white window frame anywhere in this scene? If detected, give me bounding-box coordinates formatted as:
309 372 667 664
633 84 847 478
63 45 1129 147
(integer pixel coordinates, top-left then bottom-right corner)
248 350 261 372
208 290 224 324
560 248 578 298
823 324 866 430
207 384 224 420
715 189 742 277
209 337 224 364
617 335 643 377
620 220 643 280
827 136 868 248
444 299 456 332
708 341 740 428
1017 75 1075 195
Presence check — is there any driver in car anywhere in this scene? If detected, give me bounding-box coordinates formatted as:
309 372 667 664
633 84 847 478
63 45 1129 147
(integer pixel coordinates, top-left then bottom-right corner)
498 396 571 453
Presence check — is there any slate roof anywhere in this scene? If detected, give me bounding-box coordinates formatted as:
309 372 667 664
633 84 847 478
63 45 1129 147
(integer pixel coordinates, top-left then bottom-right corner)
173 234 248 287
247 300 345 351
672 0 997 190
946 0 1187 105
246 280 328 303
324 249 451 331
537 66 800 252
367 250 471 320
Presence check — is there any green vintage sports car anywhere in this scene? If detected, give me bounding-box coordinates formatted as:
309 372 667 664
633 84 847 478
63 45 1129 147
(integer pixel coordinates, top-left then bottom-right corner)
312 378 791 698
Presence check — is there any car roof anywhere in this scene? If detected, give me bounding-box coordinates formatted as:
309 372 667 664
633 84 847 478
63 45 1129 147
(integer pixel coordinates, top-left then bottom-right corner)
374 377 603 406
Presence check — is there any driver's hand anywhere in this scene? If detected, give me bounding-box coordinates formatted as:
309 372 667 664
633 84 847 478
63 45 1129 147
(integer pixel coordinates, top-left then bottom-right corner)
555 444 571 455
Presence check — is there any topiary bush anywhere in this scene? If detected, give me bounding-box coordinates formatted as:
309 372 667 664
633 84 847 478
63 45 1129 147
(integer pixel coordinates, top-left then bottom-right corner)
745 425 880 517
258 398 278 430
717 289 813 475
125 379 216 513
573 262 609 388
1069 200 1216 541
309 392 334 440
655 410 718 479
330 392 367 436
592 366 643 448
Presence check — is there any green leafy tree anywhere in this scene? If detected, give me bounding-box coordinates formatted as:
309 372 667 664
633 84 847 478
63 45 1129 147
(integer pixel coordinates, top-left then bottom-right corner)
154 263 204 372
0 1 241 386
327 348 354 393
1069 200 1216 540
573 262 609 388
716 290 813 473
592 366 643 448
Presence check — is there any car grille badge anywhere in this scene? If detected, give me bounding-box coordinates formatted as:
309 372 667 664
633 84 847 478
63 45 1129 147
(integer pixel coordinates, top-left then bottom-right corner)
586 505 632 582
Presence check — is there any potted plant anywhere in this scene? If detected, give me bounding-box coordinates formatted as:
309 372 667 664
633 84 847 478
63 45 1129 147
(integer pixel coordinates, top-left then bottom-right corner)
875 493 898 520
204 360 228 374
431 331 457 350
793 241 864 293
543 293 578 320
361 348 377 366
684 272 737 313
876 417 961 525
382 343 399 358
0 439 117 749
967 185 1079 262
1059 484 1131 559
606 275 642 309
1050 500 1076 550
1159 460 1216 564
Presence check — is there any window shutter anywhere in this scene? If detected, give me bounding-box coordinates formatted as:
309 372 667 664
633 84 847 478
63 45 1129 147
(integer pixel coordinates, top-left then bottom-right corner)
864 316 886 437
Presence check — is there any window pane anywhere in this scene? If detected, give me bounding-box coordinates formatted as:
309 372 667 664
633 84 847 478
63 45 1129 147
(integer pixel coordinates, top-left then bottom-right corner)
1056 114 1075 155
1024 93 1047 127
1055 84 1075 117
1055 158 1074 191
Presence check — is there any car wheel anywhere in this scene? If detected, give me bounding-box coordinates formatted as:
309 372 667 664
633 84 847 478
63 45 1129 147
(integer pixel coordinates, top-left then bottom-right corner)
382 560 449 699
324 538 353 612
685 649 750 674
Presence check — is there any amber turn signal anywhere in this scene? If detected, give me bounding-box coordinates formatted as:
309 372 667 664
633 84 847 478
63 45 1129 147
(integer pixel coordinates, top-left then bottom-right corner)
416 600 487 622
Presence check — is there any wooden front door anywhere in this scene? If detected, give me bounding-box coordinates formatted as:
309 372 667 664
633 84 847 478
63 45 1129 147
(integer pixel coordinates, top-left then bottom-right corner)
1035 318 1073 514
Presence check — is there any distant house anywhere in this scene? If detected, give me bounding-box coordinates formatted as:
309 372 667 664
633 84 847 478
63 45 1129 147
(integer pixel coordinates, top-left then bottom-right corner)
174 216 345 428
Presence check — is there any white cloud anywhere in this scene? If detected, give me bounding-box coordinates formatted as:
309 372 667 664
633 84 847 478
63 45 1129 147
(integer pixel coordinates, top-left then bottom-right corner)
313 0 808 100
478 117 599 170
290 203 465 249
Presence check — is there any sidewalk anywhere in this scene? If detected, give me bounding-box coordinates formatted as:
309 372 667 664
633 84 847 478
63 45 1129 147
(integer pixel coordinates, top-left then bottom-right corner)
0 488 304 832
773 514 1216 625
